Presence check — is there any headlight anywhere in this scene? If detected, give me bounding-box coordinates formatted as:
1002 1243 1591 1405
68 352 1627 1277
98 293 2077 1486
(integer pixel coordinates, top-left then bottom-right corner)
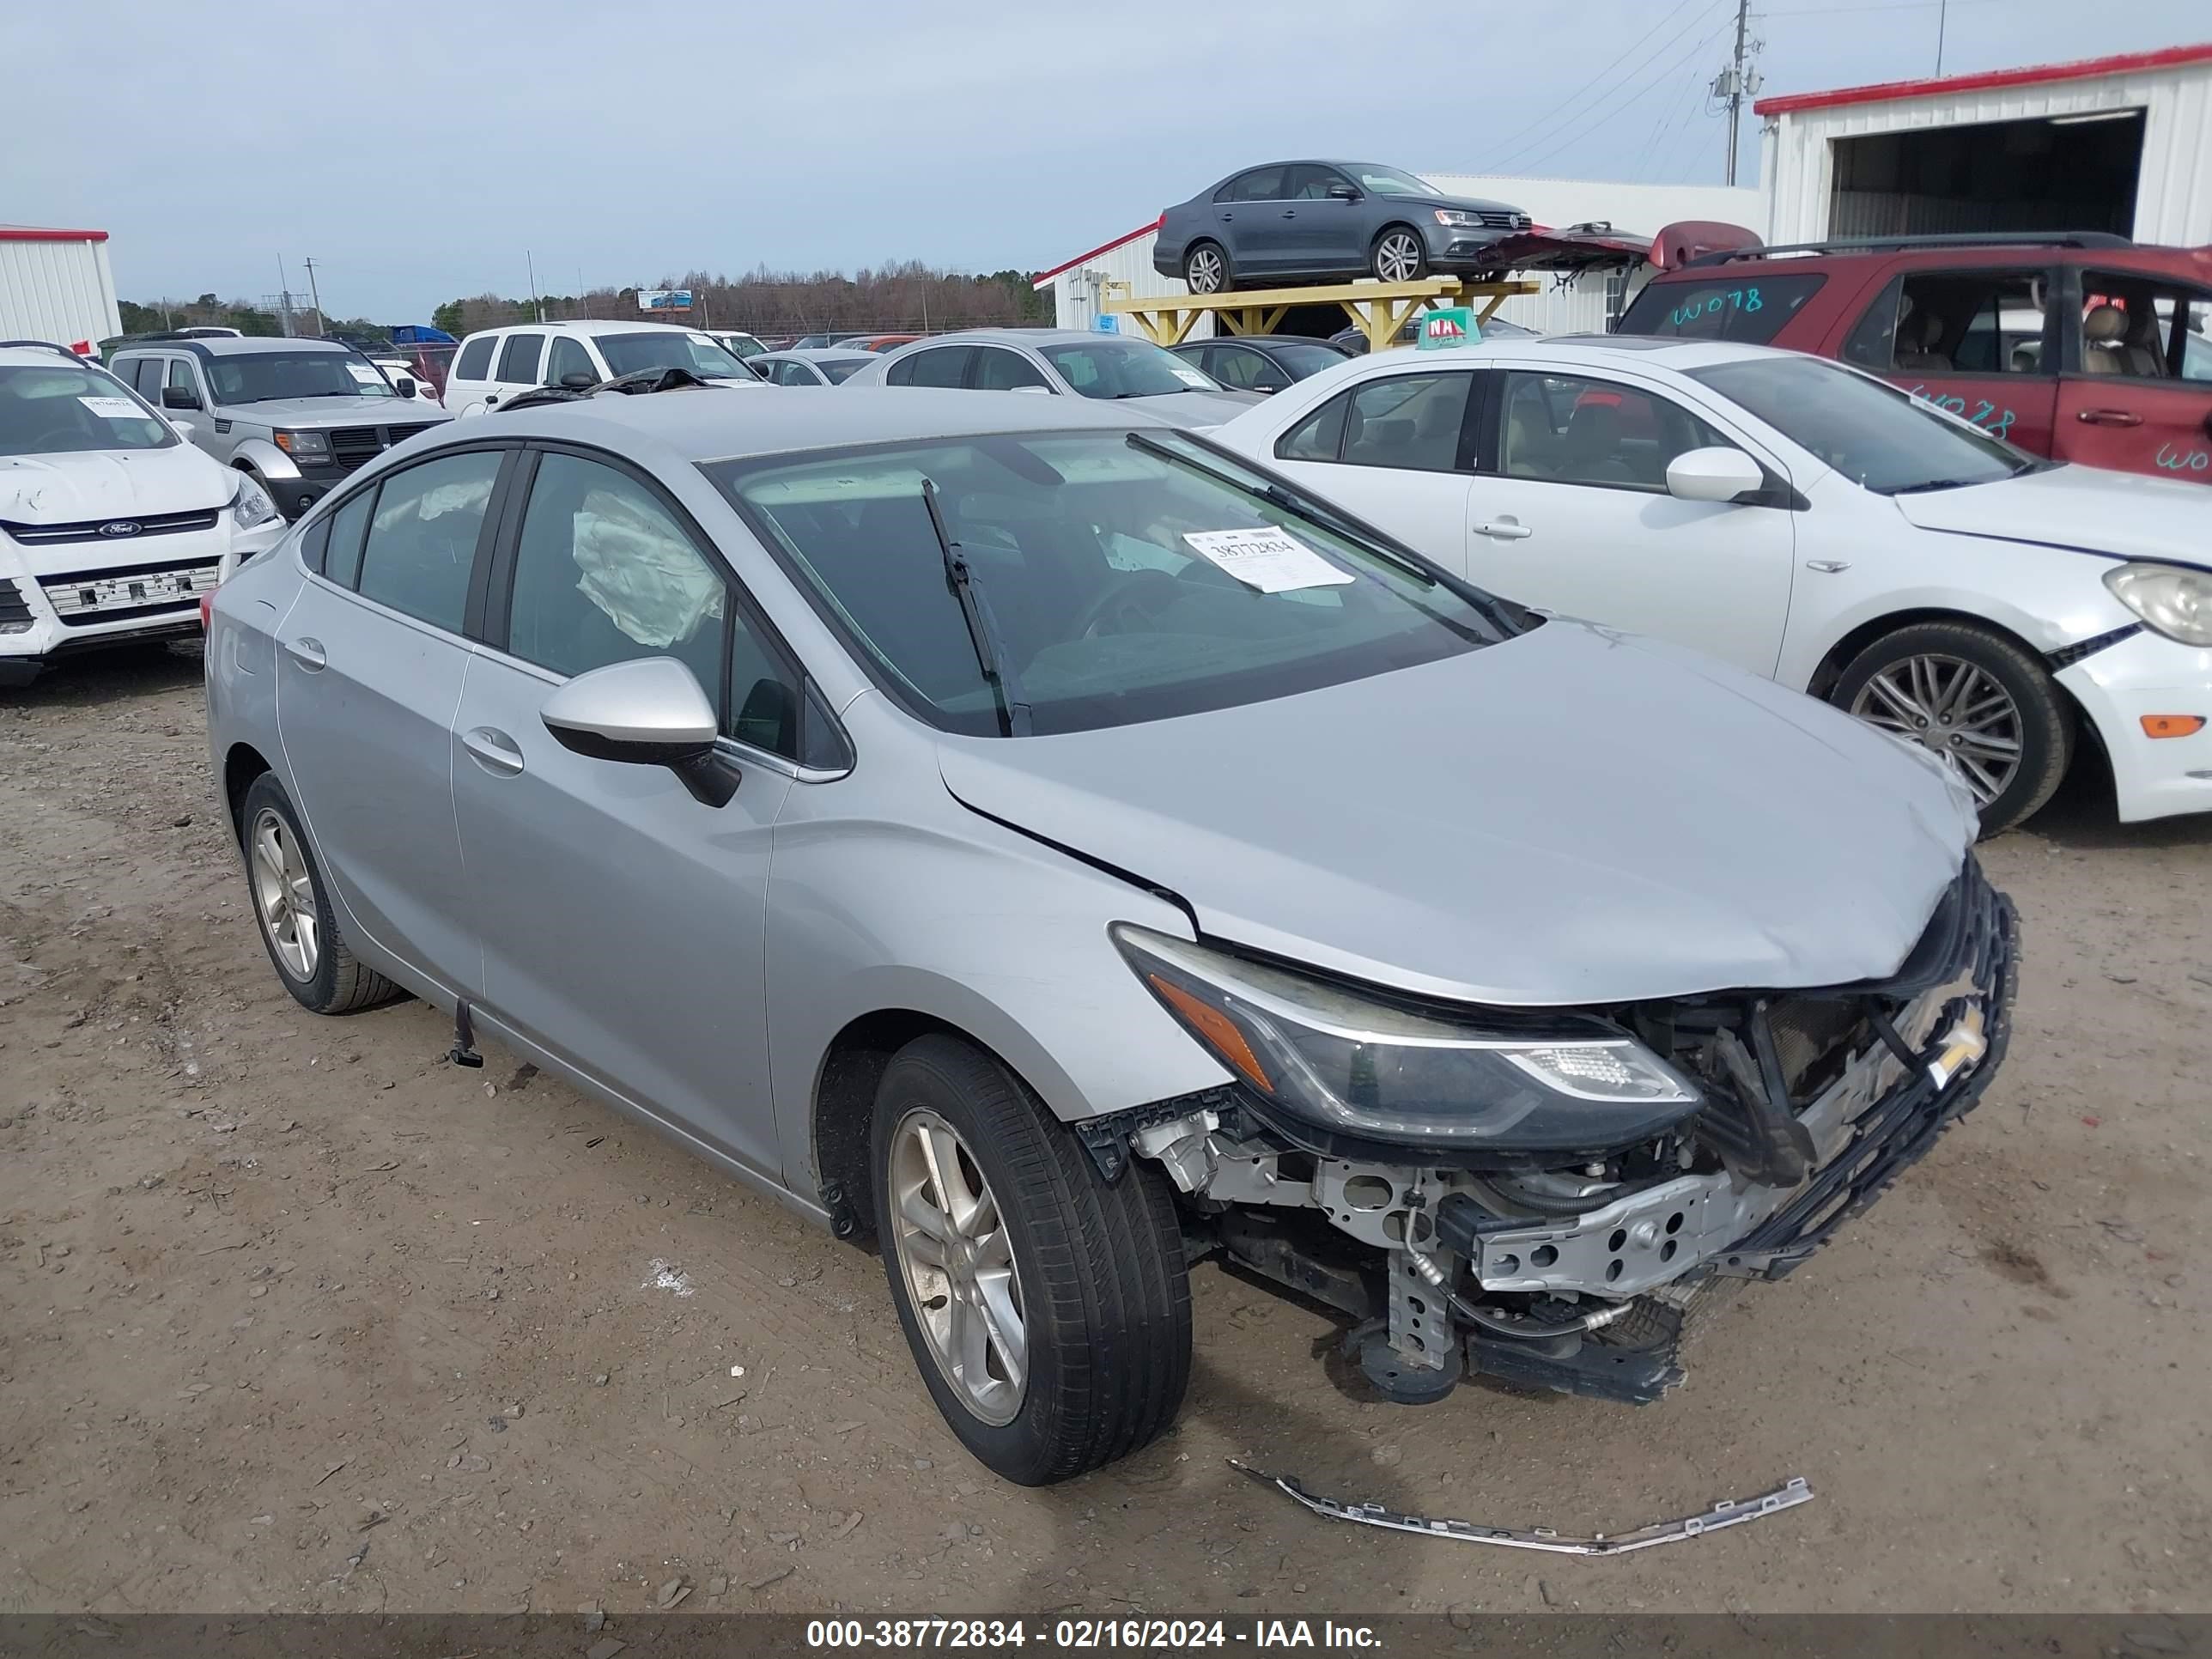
273 428 329 462
231 474 281 532
2104 562 2212 647
1111 925 1699 1156
1432 210 1480 228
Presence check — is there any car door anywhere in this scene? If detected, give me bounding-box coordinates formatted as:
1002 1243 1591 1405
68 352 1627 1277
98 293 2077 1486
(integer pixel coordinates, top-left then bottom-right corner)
448 445 801 1176
1264 368 1479 557
885 345 974 388
1215 166 1289 276
1277 164 1364 278
2053 264 2212 483
161 355 216 443
447 332 499 415
274 446 510 996
1840 264 2060 455
545 333 597 389
487 331 546 410
1464 365 1796 677
969 345 1052 392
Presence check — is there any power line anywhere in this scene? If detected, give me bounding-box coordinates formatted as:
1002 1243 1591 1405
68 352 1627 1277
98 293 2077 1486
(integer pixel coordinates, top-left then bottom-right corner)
1760 0 1995 14
1507 14 1738 177
1483 0 1727 173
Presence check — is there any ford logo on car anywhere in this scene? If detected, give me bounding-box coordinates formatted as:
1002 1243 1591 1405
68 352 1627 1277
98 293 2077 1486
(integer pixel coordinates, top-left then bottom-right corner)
97 520 142 538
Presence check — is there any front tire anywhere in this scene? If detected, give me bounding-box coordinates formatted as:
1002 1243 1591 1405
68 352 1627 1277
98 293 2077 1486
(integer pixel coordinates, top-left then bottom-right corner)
1830 621 2073 836
1372 227 1428 284
240 773 402 1013
1184 240 1231 295
870 1035 1191 1486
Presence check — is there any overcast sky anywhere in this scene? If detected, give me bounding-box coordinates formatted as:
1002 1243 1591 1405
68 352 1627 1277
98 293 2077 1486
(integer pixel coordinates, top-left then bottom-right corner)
5 0 2205 321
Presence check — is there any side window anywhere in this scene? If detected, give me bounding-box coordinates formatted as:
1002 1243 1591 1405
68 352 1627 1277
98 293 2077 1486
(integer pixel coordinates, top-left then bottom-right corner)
1841 275 1905 368
167 358 199 399
1281 165 1340 200
1209 345 1278 392
323 488 376 588
453 335 496 381
972 348 1048 391
1277 391 1351 461
1227 167 1285 202
1500 373 1732 491
1618 273 1826 343
495 332 544 384
299 514 332 575
355 449 503 630
888 346 972 388
1892 270 2051 375
1340 373 1474 472
546 336 596 386
2078 270 2212 382
123 357 157 396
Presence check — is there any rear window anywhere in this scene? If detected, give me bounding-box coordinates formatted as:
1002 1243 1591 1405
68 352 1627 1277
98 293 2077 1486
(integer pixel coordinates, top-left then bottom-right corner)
1618 272 1826 343
453 335 495 381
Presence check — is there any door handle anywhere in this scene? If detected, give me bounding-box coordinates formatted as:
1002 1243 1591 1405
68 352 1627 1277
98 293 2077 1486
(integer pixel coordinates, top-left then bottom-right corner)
1218 212 1234 222
1473 520 1534 541
2075 408 2142 427
462 726 526 776
1281 210 1297 218
283 635 326 671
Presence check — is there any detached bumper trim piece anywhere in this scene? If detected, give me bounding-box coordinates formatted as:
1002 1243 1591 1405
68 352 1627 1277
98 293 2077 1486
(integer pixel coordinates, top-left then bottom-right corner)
1231 1461 1814 1555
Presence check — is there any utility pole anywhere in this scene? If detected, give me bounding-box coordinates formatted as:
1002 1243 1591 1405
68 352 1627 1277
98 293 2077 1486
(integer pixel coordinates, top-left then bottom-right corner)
303 257 324 333
526 251 544 324
1712 0 1764 186
1935 0 1948 74
276 257 295 337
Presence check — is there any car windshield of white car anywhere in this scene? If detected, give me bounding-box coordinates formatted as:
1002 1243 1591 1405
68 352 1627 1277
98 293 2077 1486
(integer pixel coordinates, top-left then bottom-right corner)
207 351 398 404
1688 356 2035 495
1040 340 1219 400
0 362 176 454
598 331 751 380
712 431 1503 737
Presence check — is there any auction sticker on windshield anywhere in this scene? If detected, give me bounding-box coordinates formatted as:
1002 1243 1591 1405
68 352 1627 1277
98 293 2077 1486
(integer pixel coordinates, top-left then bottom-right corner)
1170 367 1212 388
77 396 145 419
1182 527 1352 593
346 364 384 386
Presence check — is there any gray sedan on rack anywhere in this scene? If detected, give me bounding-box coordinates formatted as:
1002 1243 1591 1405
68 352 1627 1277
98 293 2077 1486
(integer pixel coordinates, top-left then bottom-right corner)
843 329 1263 428
204 386 2014 1486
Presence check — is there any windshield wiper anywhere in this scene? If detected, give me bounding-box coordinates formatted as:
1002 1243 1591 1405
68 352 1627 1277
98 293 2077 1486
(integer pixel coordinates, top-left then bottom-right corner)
1887 478 1980 495
920 477 1030 738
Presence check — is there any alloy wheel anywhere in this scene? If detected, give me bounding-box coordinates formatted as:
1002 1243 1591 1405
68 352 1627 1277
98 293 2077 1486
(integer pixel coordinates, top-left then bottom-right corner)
1186 246 1224 294
1375 232 1422 283
888 1108 1029 1426
249 807 319 980
1849 653 2024 806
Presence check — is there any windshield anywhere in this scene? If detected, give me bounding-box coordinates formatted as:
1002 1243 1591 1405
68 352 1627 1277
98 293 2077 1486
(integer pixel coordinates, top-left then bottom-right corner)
817 356 872 384
0 360 177 455
1688 356 2033 495
1038 338 1221 400
1350 164 1439 197
711 430 1504 738
597 331 752 380
1268 341 1352 378
205 350 397 404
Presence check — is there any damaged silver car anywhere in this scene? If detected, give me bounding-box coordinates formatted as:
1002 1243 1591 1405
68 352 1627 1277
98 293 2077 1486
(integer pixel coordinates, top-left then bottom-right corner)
204 390 2017 1487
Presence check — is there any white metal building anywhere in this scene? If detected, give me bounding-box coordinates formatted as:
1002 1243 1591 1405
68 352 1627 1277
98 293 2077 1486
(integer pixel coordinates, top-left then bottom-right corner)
0 224 122 351
1757 42 2212 246
1033 176 1759 340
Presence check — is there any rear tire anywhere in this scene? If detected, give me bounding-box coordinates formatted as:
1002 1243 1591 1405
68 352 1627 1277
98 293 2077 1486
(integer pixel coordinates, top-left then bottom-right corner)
1829 621 2072 836
240 773 402 1014
870 1034 1191 1486
1184 240 1231 295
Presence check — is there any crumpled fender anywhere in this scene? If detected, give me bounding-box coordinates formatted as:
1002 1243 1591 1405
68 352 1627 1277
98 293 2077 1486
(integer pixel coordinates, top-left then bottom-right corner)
229 437 301 481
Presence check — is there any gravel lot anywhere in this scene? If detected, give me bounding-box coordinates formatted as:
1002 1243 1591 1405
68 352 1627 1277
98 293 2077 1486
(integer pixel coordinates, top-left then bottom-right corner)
3 642 2207 1618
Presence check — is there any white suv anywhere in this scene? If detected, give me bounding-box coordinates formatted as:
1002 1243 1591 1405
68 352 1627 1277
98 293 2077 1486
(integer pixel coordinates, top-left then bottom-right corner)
445 320 762 415
1 343 285 686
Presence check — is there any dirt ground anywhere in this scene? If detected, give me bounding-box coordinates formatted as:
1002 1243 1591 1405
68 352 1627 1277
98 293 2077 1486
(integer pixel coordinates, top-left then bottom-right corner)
2 641 2207 1619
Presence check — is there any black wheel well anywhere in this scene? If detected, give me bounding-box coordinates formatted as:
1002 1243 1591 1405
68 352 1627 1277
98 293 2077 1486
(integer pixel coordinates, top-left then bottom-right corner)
222 744 274 842
812 1009 997 1240
1805 607 2041 700
1371 221 1422 248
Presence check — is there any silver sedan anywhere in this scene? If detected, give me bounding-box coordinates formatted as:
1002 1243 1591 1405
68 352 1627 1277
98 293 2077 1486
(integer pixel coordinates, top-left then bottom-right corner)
205 386 2013 1484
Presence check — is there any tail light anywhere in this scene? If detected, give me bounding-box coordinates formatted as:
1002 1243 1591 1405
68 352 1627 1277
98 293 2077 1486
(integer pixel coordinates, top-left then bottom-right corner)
199 592 215 630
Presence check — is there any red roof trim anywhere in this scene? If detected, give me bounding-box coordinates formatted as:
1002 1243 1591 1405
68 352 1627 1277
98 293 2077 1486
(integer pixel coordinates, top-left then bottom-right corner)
0 226 111 243
1033 217 1164 288
1755 40 2212 116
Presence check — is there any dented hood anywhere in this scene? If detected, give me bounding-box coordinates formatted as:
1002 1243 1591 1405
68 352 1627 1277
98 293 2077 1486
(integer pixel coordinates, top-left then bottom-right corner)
935 623 1974 1006
1890 463 2212 572
0 442 232 525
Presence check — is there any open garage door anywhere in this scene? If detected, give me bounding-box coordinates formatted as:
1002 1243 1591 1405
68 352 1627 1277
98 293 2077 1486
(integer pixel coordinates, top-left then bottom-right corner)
1829 110 2144 240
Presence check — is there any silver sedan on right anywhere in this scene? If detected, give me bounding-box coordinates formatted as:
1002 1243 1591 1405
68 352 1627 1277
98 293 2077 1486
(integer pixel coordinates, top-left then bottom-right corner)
845 328 1264 428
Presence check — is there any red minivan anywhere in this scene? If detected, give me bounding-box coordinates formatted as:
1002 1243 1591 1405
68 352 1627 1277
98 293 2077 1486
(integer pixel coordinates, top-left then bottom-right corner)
1616 234 2212 483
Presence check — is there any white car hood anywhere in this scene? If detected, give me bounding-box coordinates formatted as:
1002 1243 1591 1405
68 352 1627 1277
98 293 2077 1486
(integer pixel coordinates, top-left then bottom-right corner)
1892 464 2212 572
0 442 233 526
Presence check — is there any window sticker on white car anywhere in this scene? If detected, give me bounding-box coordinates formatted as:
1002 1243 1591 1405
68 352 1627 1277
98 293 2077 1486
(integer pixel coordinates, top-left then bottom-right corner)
1182 527 1353 593
77 396 145 419
1170 368 1212 388
346 364 385 386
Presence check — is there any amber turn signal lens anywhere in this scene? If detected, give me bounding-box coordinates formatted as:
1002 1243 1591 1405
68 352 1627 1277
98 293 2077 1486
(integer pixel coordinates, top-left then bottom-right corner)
2140 714 2206 738
1148 975 1273 1093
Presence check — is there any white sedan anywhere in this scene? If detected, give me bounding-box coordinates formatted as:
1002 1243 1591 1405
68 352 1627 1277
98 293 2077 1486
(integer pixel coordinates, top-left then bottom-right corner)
1209 336 2212 831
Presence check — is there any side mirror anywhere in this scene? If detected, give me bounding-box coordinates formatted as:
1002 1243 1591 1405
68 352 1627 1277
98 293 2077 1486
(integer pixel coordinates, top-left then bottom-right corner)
559 370 597 389
1327 183 1359 201
395 375 418 398
162 386 201 410
1666 446 1766 504
540 658 738 806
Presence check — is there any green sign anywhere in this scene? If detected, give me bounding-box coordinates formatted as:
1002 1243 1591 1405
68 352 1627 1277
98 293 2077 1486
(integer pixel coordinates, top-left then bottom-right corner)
1417 306 1477 350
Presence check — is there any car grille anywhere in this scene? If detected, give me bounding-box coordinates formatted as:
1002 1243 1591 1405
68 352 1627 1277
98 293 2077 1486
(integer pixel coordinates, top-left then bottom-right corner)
0 577 33 630
385 422 437 447
327 422 442 470
38 555 223 625
0 507 221 548
1476 210 1533 230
